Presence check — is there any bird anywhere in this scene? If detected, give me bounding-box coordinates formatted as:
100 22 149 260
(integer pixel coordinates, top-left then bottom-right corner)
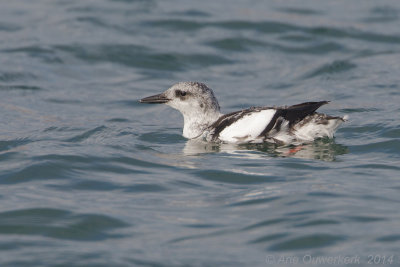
139 82 347 145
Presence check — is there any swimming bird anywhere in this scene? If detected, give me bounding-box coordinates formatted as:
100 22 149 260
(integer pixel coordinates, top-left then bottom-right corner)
139 82 347 145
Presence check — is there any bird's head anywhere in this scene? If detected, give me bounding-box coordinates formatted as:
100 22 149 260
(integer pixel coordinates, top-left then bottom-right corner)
140 82 220 117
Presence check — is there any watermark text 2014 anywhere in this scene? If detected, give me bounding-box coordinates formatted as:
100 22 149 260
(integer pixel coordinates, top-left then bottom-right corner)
265 254 396 265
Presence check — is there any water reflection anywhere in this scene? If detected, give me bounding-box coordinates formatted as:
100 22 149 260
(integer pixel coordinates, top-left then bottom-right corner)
183 138 348 161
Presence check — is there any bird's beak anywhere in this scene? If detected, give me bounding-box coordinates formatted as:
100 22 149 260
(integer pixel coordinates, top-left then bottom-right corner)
139 93 170 104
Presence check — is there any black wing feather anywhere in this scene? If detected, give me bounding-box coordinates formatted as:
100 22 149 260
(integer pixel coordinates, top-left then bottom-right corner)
283 101 329 125
259 101 329 137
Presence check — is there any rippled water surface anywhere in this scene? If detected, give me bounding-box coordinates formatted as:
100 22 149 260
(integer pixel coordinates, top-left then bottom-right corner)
1 0 400 266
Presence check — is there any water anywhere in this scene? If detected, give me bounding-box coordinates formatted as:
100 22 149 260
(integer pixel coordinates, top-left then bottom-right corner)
1 0 400 266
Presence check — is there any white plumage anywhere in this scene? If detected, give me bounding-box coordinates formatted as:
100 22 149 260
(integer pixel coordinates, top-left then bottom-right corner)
219 110 276 143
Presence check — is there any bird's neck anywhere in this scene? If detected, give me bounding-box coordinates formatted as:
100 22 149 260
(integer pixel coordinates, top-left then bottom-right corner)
182 110 222 139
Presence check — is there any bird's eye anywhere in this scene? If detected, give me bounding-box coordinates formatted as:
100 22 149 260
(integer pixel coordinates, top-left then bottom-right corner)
175 90 187 97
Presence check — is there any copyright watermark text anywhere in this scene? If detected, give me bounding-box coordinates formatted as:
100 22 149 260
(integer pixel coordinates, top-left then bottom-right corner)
265 254 397 265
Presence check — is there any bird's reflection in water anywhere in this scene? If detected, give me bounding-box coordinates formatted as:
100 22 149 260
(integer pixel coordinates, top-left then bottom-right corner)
183 138 348 161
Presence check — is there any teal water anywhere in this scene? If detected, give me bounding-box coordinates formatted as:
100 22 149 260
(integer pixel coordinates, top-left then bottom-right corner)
1 0 400 266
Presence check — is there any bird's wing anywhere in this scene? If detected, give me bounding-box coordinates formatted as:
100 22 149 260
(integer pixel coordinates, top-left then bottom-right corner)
210 108 276 143
257 101 330 137
209 102 329 143
282 101 329 125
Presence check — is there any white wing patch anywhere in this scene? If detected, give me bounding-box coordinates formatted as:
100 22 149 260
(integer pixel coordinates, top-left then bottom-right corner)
219 109 276 143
